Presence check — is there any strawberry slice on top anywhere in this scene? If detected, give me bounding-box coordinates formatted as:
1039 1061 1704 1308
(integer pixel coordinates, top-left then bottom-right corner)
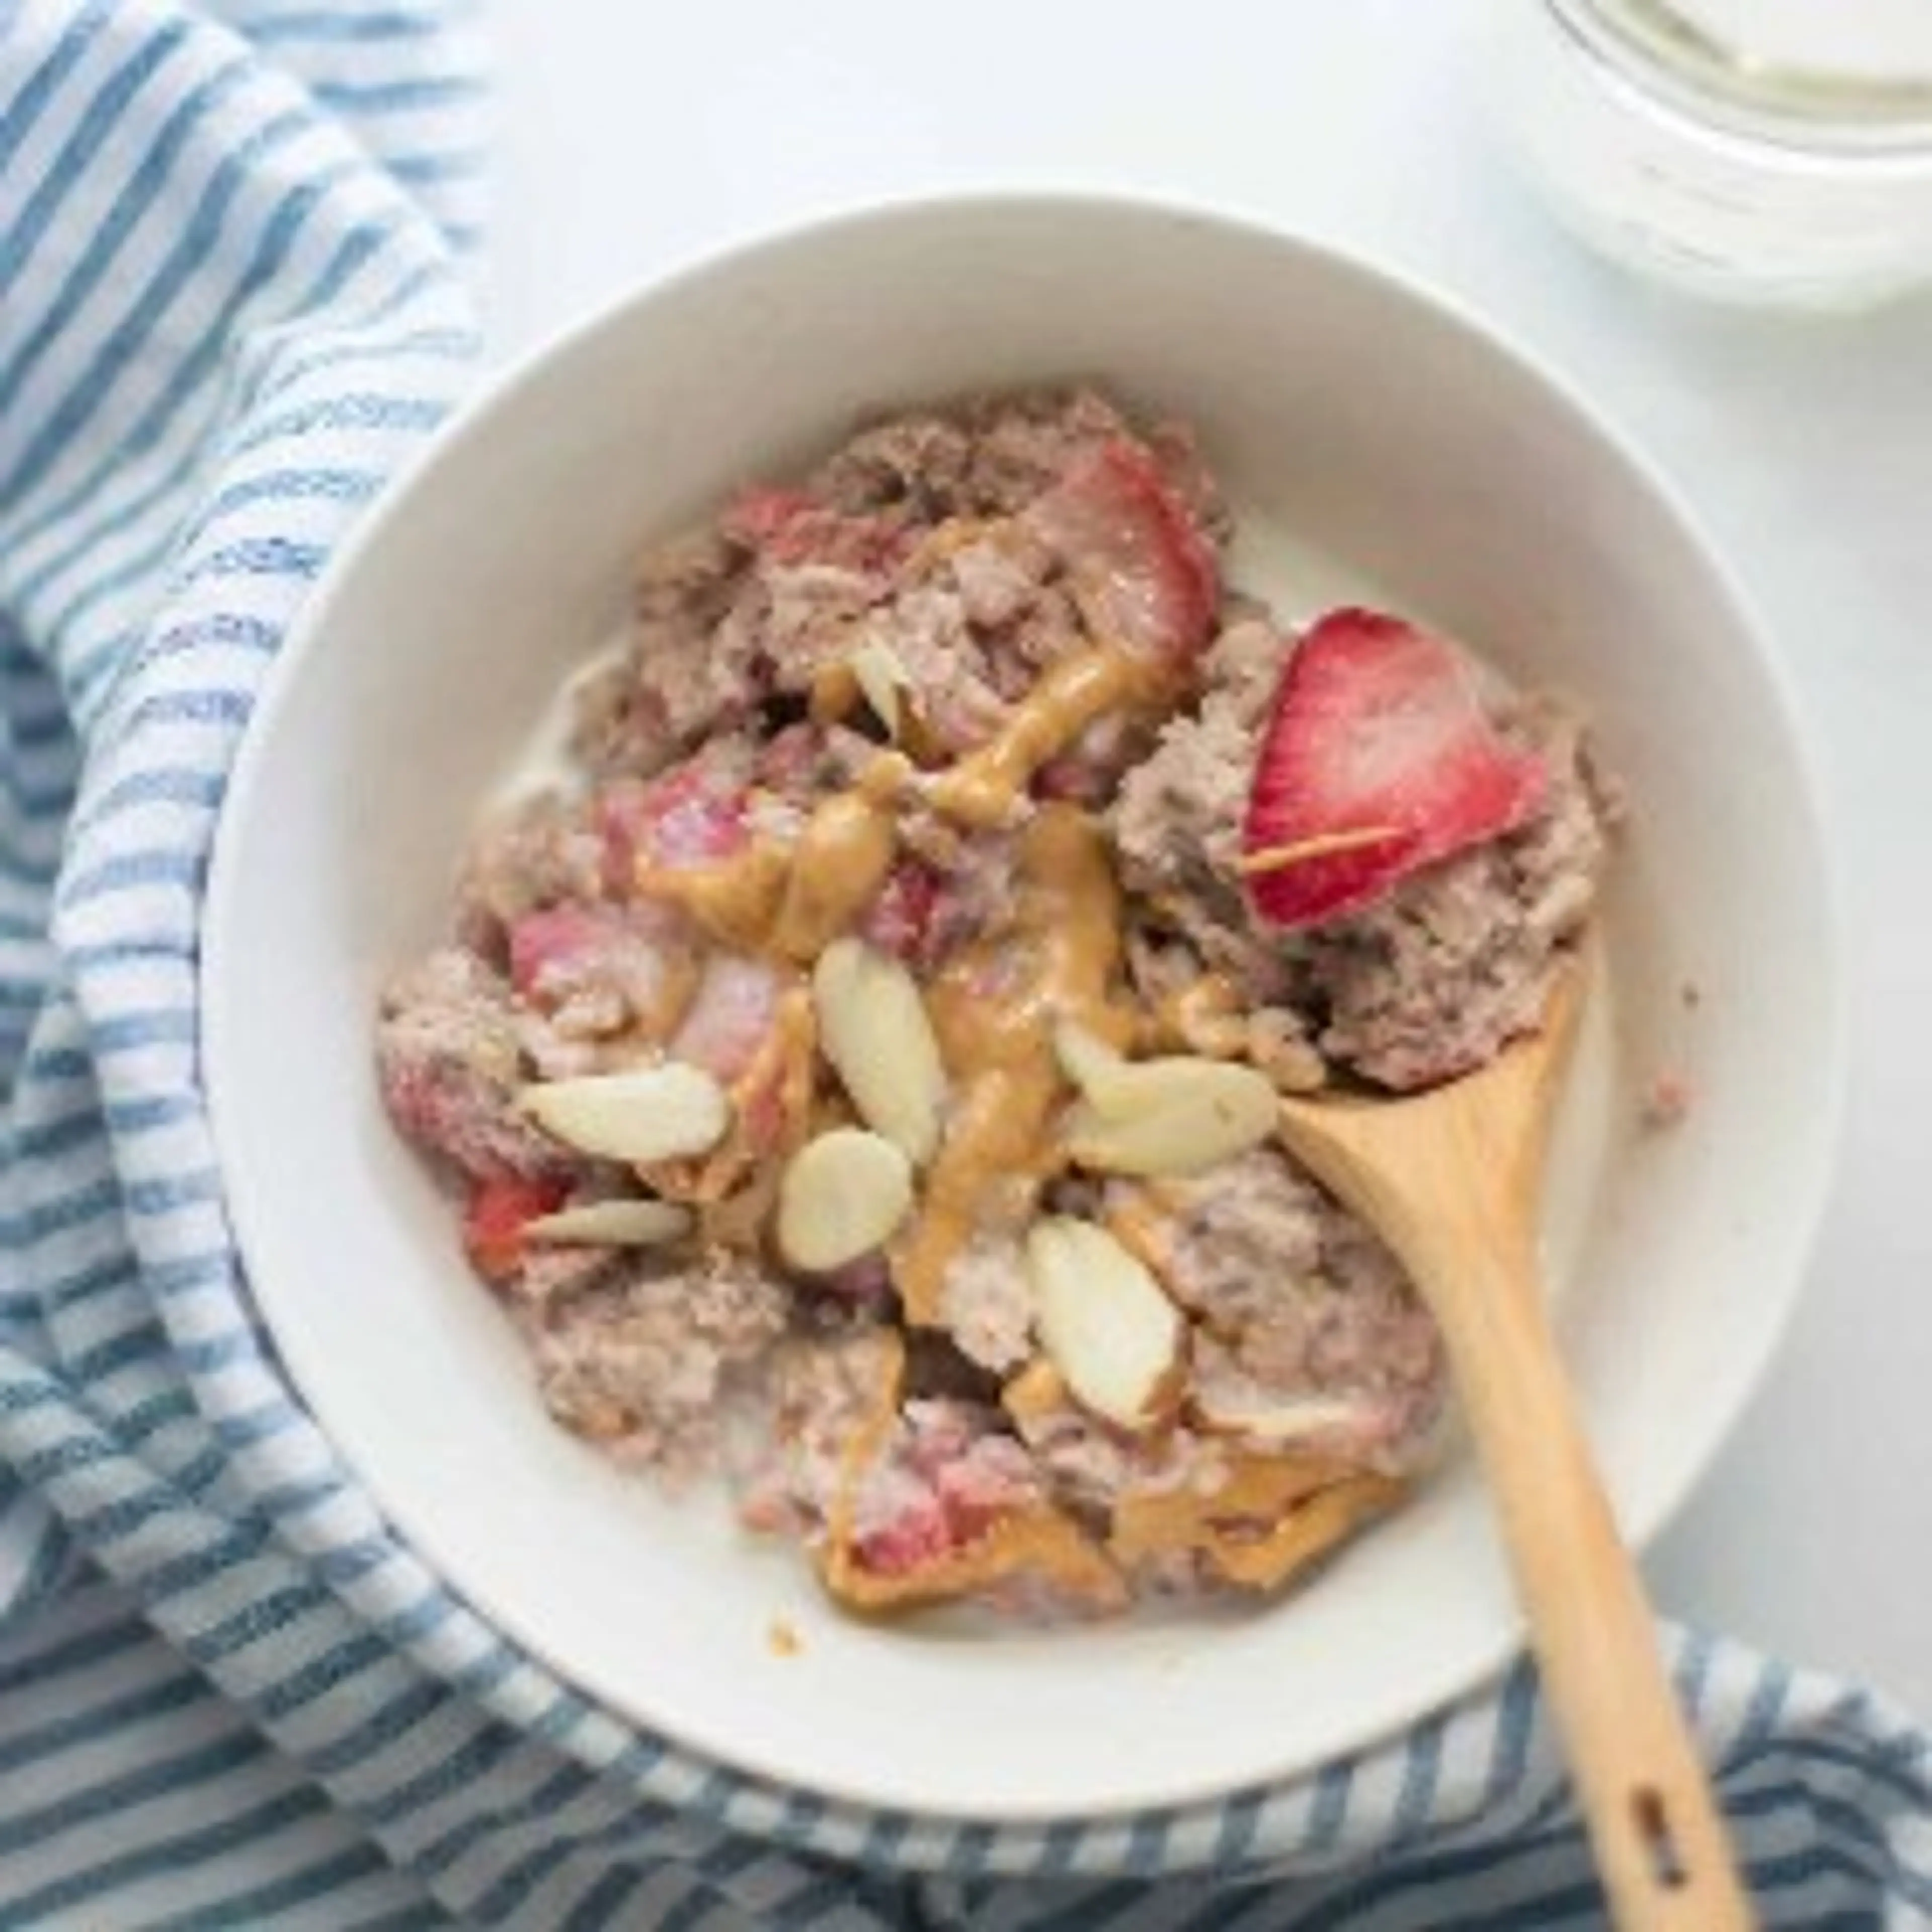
1241 608 1549 929
1025 438 1220 666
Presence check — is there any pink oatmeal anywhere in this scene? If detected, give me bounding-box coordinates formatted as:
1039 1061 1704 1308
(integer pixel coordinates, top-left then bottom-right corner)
377 389 1614 1617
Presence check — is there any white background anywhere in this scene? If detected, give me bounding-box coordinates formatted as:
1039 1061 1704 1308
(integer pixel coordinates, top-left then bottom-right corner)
488 1 1932 1722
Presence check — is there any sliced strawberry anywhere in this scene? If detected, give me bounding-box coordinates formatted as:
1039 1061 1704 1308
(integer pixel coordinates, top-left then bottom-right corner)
853 1490 953 1577
378 1030 558 1181
595 755 751 887
724 484 909 577
640 765 753 870
852 1429 1039 1575
507 902 693 1043
1242 608 1548 929
669 953 783 1084
723 485 817 551
931 1439 1038 1543
462 1172 569 1283
1024 438 1220 665
507 903 617 999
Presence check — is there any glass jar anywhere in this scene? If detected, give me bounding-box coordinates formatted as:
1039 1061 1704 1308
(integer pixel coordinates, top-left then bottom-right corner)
1493 0 1932 308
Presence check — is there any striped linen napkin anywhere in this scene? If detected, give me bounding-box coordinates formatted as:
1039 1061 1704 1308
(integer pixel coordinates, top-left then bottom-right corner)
2 3 1929 1926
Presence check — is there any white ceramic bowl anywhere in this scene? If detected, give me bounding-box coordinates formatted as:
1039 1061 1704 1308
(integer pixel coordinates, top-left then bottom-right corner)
203 196 1841 1824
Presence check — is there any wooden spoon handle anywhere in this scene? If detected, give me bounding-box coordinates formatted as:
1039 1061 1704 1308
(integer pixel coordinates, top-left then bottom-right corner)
1439 1243 1755 1930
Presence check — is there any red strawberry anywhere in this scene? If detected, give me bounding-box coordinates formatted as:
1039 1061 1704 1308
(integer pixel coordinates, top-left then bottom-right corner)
1241 608 1548 929
462 1173 568 1283
507 903 615 999
932 1444 1035 1544
669 953 783 1084
1025 438 1219 664
596 756 751 887
724 485 909 577
640 764 752 869
853 1491 952 1577
723 486 817 551
507 902 691 1042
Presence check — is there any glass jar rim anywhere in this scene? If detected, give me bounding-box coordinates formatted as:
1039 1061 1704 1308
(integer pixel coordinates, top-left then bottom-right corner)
1551 0 1932 144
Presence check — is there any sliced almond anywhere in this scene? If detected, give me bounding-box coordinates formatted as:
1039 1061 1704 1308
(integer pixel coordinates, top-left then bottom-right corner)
812 937 948 1165
1237 826 1402 876
1024 1218 1183 1433
776 1126 915 1273
1053 1020 1135 1110
1065 1056 1277 1177
1058 1021 1278 1159
519 1063 730 1163
523 1199 694 1247
1189 1382 1383 1447
849 638 912 742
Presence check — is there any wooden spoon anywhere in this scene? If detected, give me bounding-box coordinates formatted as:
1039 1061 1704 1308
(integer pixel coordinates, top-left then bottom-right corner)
1277 969 1754 1931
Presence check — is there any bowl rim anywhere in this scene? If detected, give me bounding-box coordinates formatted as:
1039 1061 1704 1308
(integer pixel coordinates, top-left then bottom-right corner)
201 186 1848 1824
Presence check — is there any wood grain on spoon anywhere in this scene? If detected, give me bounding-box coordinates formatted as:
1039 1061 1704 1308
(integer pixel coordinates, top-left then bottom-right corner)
1278 967 1755 1931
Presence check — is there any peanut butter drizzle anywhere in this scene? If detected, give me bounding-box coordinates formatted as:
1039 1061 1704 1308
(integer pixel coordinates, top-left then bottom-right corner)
897 806 1137 1325
631 643 1178 1328
634 846 789 954
925 647 1167 829
769 789 897 961
634 785 896 961
637 641 1163 958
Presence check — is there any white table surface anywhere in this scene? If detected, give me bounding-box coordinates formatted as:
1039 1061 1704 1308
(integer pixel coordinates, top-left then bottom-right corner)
488 0 1932 1723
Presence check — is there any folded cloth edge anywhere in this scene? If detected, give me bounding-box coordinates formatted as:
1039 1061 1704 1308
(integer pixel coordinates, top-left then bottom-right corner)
0 4 1928 1927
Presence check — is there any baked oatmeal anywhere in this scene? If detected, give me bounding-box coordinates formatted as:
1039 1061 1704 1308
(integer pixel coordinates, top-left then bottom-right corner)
376 389 1614 1617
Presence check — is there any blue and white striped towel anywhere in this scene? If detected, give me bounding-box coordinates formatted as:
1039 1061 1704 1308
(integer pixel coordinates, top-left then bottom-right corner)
1 4 1928 1926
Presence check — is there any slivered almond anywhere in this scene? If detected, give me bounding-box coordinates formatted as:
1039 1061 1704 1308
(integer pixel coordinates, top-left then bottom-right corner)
523 1199 694 1247
1236 825 1402 876
1062 1052 1276 1177
1052 1020 1135 1109
812 938 947 1165
1189 1382 1383 1446
849 638 912 742
519 1064 730 1163
1024 1218 1182 1432
777 1126 914 1272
